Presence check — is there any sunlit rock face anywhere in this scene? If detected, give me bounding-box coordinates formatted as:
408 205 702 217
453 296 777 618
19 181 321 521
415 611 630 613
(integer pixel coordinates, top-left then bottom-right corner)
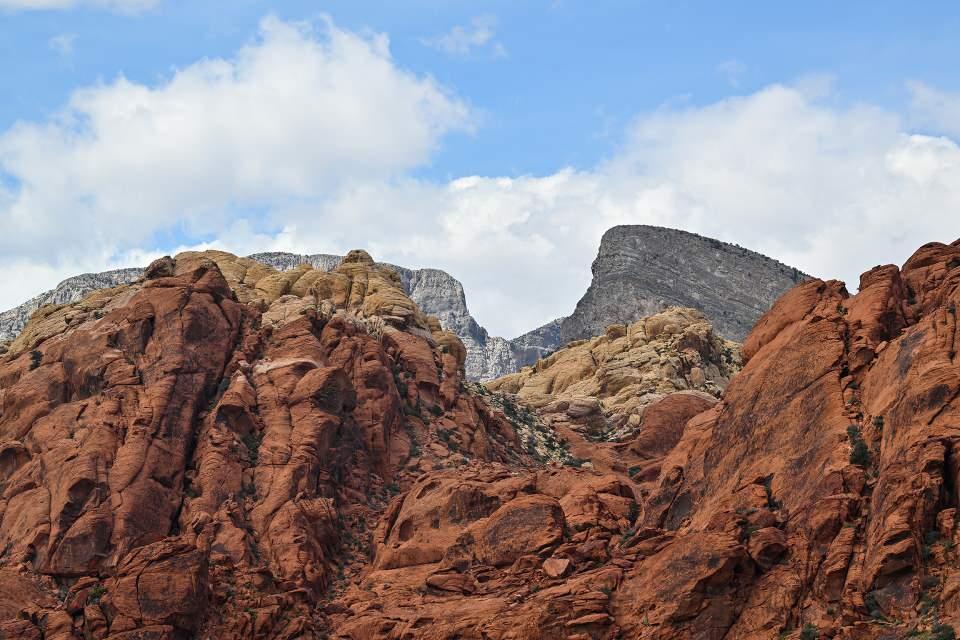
2 240 960 638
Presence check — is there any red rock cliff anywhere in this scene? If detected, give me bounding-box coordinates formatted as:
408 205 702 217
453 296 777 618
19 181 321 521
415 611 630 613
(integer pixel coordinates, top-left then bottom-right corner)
0 250 527 639
1 240 960 640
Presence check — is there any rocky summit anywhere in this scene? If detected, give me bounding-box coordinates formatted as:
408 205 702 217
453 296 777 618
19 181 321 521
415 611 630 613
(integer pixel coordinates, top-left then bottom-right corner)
248 252 559 382
561 225 809 344
2 239 960 639
0 253 551 383
0 227 809 383
488 306 741 451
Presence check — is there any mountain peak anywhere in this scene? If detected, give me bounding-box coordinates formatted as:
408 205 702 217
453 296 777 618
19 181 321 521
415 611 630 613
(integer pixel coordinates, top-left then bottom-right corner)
563 225 808 343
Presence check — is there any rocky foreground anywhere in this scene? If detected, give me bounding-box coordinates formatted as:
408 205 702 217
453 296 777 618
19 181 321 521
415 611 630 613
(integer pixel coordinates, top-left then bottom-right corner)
0 240 958 639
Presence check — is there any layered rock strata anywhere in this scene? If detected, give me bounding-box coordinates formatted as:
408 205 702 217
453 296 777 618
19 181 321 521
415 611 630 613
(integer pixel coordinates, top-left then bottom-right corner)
3 239 960 640
330 239 960 639
0 250 535 639
561 225 808 344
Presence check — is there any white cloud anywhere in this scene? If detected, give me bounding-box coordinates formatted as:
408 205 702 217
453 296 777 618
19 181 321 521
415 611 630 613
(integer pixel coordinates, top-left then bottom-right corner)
244 84 960 337
2 16 960 340
908 81 960 139
422 15 507 58
0 0 155 11
48 33 76 56
0 15 471 272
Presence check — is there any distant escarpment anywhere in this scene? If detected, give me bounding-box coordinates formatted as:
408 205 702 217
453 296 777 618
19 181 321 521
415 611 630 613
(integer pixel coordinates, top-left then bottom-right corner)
1 228 807 382
0 253 546 382
561 225 808 343
0 269 143 344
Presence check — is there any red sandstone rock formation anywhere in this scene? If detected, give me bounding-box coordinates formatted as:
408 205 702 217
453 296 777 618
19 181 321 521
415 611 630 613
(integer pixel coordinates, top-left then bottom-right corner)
1 240 959 640
0 250 526 639
328 240 960 639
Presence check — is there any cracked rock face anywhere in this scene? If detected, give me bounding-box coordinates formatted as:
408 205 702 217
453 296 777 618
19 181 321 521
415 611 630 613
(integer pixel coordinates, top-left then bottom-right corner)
331 240 960 640
0 249 532 639
561 225 809 344
1 240 960 639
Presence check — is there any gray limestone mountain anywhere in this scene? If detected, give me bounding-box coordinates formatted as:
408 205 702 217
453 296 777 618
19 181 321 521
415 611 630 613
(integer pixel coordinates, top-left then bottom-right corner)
0 227 807 377
560 225 809 344
0 268 144 344
0 253 545 380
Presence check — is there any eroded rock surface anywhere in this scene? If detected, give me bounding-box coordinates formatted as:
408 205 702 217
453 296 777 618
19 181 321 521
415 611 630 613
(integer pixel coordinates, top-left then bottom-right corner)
2 239 960 640
328 239 960 639
0 250 529 639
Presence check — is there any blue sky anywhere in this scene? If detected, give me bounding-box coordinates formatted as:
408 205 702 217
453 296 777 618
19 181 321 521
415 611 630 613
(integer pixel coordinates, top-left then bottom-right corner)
2 1 960 336
6 1 960 176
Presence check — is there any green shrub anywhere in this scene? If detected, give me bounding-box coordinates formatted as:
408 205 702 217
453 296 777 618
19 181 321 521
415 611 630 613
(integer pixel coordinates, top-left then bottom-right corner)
88 583 106 604
847 426 871 467
799 623 818 640
763 475 783 510
933 624 957 640
525 436 538 456
864 591 883 619
850 439 870 467
29 350 42 370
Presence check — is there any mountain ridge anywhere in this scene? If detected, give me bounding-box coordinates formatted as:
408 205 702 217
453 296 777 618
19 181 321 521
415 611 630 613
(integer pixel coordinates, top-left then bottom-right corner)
1 226 807 379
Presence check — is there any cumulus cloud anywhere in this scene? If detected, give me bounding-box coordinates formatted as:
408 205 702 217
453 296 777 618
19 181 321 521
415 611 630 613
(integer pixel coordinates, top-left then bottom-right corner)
245 83 960 337
0 16 471 270
421 15 507 58
0 0 156 11
2 15 959 340
909 81 960 139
